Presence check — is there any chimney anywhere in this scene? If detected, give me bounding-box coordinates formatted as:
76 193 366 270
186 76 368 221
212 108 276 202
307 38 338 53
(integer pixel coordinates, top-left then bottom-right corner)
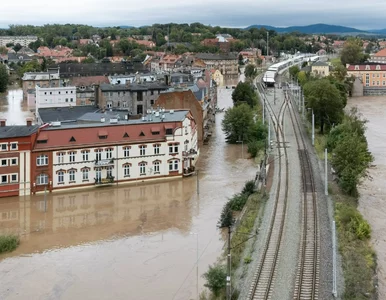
26 118 33 126
0 119 6 127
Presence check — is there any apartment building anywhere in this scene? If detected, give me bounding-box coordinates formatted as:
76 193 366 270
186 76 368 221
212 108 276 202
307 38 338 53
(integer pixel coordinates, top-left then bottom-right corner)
347 63 386 87
30 109 198 194
195 53 238 79
0 119 39 198
0 36 38 47
22 70 61 100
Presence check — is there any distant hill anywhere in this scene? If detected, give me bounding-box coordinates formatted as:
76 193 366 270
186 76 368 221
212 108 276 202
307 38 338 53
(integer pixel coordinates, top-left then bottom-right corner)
369 28 386 34
246 23 367 34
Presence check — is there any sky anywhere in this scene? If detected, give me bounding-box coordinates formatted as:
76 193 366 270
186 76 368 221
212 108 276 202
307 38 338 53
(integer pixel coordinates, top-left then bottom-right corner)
1 0 386 30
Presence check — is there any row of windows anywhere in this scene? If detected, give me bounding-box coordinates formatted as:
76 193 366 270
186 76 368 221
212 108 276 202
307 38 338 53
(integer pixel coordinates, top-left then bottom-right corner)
50 145 177 165
1 174 18 184
38 160 180 185
0 142 18 151
103 90 160 97
1 158 18 167
43 90 74 95
43 98 74 103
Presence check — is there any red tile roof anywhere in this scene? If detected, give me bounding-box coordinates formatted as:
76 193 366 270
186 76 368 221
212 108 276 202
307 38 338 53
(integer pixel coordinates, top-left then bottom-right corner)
34 122 181 151
374 48 386 57
347 64 386 71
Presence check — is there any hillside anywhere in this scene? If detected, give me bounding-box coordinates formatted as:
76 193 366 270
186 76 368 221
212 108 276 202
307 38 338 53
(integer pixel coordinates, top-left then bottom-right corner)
246 23 367 34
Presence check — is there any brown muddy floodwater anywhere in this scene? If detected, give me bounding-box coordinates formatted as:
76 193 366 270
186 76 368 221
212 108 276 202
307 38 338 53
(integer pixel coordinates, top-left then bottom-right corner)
0 88 34 124
0 86 257 300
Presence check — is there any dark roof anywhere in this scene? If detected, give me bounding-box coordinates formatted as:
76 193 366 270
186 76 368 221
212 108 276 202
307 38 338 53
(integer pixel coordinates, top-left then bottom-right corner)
312 61 329 67
195 53 238 60
0 125 39 138
38 106 99 123
100 82 169 92
7 53 35 61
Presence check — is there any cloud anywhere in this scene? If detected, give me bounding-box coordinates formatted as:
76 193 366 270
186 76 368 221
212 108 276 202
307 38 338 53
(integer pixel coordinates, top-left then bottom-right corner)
1 0 386 29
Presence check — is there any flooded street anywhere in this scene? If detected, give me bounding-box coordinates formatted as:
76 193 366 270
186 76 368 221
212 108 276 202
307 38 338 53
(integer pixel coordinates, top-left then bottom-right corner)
0 88 34 124
0 86 256 300
347 96 386 299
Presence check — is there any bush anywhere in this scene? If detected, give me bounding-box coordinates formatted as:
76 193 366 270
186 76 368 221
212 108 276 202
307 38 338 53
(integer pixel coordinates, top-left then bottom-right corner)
203 264 227 297
228 193 248 211
218 201 234 228
242 180 255 196
0 235 20 253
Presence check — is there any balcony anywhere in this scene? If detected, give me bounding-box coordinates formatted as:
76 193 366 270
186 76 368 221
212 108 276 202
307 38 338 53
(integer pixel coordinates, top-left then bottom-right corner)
94 176 115 186
94 159 114 167
183 149 198 158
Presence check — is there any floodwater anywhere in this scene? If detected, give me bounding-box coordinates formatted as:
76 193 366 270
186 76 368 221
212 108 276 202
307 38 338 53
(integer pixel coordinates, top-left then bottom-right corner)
0 87 256 300
0 88 34 125
347 96 386 299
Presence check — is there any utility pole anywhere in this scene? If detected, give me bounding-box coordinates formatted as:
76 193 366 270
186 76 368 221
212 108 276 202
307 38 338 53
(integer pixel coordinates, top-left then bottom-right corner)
267 31 269 57
312 109 315 146
268 114 271 151
196 169 199 195
226 226 231 300
332 221 337 298
325 148 328 195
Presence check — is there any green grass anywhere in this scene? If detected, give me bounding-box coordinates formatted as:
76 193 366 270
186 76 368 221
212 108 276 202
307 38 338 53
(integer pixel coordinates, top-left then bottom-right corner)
330 183 376 299
0 235 20 254
329 57 342 67
314 134 327 160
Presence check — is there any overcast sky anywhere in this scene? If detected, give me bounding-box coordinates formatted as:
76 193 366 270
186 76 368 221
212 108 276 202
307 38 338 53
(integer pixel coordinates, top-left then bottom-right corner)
1 0 386 30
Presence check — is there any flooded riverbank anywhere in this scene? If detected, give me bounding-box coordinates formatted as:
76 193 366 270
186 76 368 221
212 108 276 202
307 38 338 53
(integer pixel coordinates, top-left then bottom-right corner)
347 96 386 299
0 88 33 125
0 86 256 300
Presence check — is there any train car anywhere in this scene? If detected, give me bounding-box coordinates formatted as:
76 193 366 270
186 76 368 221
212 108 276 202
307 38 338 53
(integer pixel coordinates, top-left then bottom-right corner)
262 71 277 87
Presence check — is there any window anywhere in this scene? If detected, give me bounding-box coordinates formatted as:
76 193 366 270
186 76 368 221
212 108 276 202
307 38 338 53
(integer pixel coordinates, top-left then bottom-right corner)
139 145 146 156
377 81 380 86
166 128 173 135
123 147 130 157
169 160 179 171
139 163 146 175
154 144 160 155
37 155 48 166
58 171 64 184
1 144 7 151
69 151 76 162
1 159 7 166
169 144 179 154
82 169 89 181
124 164 130 177
106 167 113 178
37 174 48 185
1 175 7 184
82 151 89 161
151 90 154 95
11 174 17 182
10 143 17 150
106 149 112 159
58 152 64 163
154 161 160 173
96 149 102 161
69 170 75 182
11 158 17 166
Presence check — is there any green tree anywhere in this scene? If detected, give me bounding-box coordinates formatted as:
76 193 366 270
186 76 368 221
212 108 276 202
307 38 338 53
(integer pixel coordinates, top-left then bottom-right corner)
297 71 308 86
244 64 258 81
238 54 244 65
203 264 227 297
0 64 9 93
289 65 300 79
13 43 22 53
17 59 42 77
222 103 254 143
231 82 258 107
340 38 368 66
303 79 344 134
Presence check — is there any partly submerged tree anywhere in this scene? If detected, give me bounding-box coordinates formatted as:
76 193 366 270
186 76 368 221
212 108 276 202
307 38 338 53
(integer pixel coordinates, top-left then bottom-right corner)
0 64 9 93
231 81 258 107
244 64 258 82
222 103 254 143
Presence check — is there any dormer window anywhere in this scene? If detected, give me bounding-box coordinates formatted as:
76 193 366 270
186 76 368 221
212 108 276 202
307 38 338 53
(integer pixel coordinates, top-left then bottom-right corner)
376 65 381 70
355 65 359 70
365 65 370 70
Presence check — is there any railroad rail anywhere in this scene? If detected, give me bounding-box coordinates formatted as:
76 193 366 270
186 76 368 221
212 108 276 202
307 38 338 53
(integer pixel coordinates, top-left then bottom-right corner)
285 89 320 300
247 82 289 300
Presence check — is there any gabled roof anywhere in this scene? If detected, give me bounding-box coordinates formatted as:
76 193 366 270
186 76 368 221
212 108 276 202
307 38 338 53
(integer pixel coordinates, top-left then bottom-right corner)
347 63 386 71
312 61 329 67
374 48 386 57
38 106 99 123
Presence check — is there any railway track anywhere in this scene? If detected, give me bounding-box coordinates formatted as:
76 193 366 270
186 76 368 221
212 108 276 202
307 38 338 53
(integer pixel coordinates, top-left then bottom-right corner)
247 83 289 300
285 90 320 300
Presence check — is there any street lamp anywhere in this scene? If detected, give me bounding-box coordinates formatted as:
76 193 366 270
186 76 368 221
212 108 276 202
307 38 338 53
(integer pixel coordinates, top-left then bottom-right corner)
236 135 244 159
190 232 199 300
308 108 315 146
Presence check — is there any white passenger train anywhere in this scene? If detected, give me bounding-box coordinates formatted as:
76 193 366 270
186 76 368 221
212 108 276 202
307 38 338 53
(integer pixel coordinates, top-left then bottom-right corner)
262 54 319 87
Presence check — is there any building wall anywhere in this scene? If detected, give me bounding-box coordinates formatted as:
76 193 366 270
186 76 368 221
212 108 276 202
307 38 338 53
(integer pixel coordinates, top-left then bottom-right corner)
312 65 330 77
201 59 238 79
22 79 60 100
31 151 54 194
347 70 386 87
0 36 38 47
35 86 77 110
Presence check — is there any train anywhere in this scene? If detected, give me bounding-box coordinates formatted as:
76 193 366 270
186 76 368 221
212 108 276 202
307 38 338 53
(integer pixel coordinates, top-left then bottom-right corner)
262 54 320 87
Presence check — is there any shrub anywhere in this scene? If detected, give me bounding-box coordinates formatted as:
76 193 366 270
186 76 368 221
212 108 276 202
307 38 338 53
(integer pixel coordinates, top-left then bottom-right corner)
0 235 20 253
203 264 227 297
244 256 252 264
228 193 248 211
218 201 234 228
242 180 255 196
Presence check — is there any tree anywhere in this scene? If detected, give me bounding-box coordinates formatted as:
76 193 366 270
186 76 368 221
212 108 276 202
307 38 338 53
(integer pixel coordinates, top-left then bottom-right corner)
303 79 344 134
203 264 227 297
0 64 9 93
16 59 41 77
340 38 368 66
297 71 308 86
231 82 258 107
289 65 300 79
244 64 258 81
0 46 8 55
13 43 22 53
222 103 254 143
238 54 244 65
